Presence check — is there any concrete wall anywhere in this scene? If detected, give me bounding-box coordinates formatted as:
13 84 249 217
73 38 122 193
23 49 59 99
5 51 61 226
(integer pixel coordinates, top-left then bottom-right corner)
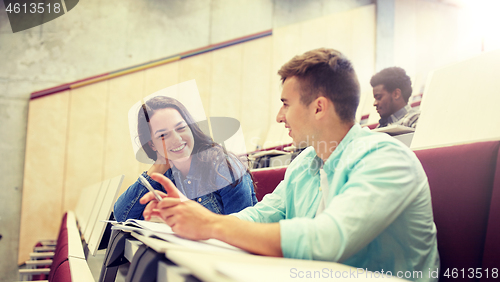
0 0 372 280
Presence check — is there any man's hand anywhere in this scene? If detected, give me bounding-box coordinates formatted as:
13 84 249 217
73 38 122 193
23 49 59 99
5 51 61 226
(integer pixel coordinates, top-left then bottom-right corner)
140 173 220 240
140 173 282 257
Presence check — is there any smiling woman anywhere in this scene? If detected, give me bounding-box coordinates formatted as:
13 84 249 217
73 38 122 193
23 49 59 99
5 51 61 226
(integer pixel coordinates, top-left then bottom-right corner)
113 96 258 221
149 108 193 160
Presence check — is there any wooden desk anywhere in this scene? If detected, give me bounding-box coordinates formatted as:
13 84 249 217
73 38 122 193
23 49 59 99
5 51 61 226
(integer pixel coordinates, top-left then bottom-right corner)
69 257 96 282
106 227 409 282
125 232 407 282
371 124 415 136
165 250 407 282
124 238 143 262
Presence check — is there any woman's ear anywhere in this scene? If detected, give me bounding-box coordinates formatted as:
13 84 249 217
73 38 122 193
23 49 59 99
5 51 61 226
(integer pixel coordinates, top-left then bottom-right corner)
148 141 156 151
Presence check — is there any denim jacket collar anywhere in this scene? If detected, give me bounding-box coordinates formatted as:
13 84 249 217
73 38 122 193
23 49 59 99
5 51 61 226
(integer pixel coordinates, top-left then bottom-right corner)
170 155 207 199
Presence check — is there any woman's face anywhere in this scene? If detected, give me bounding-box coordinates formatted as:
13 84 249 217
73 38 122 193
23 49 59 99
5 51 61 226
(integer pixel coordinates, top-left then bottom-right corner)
148 108 194 163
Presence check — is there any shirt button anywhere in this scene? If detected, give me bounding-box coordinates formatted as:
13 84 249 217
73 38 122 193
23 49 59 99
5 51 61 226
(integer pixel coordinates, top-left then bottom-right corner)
198 198 202 202
187 180 191 184
319 187 322 191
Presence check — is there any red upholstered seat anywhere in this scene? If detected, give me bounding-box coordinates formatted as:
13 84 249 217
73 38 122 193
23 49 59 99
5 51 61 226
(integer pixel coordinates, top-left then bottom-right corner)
47 242 69 281
47 219 70 281
414 141 500 281
31 212 69 280
53 228 69 257
481 145 500 282
251 167 287 201
51 260 71 282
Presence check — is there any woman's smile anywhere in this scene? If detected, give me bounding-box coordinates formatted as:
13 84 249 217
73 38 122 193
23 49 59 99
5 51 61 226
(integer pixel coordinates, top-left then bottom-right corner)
170 143 187 152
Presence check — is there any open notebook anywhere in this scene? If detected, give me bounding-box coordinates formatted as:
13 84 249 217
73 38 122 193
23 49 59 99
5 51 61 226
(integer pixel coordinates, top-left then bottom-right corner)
106 219 247 254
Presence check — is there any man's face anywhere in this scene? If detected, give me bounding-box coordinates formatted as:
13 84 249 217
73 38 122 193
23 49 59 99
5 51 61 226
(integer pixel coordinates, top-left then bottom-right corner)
373 84 396 118
276 77 315 148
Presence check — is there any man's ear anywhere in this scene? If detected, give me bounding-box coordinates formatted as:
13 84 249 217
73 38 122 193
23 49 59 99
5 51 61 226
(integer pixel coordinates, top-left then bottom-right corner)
148 141 156 151
314 96 329 120
392 88 402 100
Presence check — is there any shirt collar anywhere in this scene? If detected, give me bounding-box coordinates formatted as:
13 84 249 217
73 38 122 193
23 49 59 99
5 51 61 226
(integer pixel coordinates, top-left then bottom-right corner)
308 124 362 175
389 104 411 123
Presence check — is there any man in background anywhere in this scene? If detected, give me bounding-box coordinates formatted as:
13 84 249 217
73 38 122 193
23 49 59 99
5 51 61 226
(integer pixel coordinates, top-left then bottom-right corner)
371 67 420 128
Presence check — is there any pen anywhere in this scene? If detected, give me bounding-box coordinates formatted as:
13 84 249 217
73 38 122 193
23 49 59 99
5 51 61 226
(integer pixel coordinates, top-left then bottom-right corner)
139 175 163 202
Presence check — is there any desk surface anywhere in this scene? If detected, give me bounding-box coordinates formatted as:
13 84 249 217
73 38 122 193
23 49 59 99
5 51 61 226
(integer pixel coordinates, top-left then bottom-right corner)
371 124 415 135
125 231 408 282
166 250 406 282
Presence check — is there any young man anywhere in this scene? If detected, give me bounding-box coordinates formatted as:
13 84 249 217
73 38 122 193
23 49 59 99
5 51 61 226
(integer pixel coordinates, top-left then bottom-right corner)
371 67 420 128
141 48 439 281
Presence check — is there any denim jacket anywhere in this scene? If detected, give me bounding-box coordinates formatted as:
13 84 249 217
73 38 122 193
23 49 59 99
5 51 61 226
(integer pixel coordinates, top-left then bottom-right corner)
113 154 257 222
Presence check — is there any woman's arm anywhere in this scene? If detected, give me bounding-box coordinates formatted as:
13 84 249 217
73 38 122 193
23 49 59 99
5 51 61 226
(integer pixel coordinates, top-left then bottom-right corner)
213 153 258 214
113 174 149 221
218 172 257 214
114 160 173 221
114 154 172 221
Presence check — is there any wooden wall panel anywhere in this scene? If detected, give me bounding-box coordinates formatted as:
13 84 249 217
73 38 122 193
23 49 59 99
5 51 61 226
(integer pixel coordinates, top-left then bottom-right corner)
210 44 248 155
18 91 69 264
299 16 327 55
267 23 300 147
394 0 417 81
143 61 180 96
63 82 108 212
270 23 301 117
104 72 144 195
324 11 353 59
210 45 243 122
178 53 212 117
350 5 376 122
240 37 272 151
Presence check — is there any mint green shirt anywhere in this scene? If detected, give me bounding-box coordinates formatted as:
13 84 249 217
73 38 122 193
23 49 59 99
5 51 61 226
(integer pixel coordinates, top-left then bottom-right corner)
235 124 439 281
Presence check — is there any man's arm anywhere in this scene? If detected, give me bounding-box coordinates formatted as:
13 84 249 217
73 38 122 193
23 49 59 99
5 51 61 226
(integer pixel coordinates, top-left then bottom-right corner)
141 173 283 257
213 214 283 257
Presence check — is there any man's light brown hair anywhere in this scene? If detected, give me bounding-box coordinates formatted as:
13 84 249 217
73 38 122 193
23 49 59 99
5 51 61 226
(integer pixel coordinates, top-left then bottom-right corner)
278 48 360 123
